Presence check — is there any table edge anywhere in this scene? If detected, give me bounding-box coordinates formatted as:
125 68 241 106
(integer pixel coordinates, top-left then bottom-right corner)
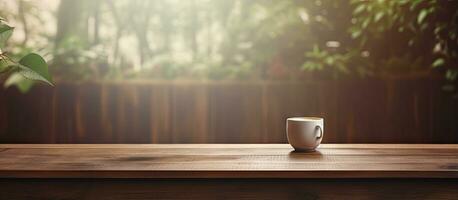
1 144 458 149
1 170 458 179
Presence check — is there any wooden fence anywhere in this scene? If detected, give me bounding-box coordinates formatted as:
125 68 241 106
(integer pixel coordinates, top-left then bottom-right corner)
0 79 457 144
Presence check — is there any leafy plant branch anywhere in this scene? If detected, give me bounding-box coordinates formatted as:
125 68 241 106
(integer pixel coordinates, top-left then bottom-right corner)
0 17 53 93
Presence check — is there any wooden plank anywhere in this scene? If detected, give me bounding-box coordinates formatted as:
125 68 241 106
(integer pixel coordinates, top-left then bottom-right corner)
149 84 172 143
209 84 263 143
1 179 457 200
171 84 209 143
0 144 457 178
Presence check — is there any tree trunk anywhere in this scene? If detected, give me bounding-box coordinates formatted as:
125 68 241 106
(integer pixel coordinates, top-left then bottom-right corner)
18 0 28 46
55 0 87 46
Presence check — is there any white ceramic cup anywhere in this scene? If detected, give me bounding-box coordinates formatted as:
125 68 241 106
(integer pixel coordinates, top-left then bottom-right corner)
286 117 324 152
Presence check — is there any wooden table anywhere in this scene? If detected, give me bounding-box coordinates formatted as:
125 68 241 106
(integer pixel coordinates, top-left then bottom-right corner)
0 144 457 199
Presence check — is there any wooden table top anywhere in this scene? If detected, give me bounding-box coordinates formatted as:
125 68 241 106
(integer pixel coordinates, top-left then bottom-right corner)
0 144 457 179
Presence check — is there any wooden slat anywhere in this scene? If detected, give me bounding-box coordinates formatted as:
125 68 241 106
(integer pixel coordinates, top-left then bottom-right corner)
0 144 457 178
2 79 457 144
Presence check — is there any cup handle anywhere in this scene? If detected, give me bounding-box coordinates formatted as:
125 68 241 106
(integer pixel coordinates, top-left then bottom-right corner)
315 126 323 139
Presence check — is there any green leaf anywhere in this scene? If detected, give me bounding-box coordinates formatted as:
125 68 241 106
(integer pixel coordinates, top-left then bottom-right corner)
353 4 366 15
18 53 53 86
417 9 428 24
432 58 444 68
351 30 361 39
4 72 35 93
0 59 15 73
410 0 423 11
374 12 384 22
362 18 370 28
446 69 458 81
0 22 13 49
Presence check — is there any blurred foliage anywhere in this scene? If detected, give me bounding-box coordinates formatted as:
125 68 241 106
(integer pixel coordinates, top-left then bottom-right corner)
302 45 373 79
53 36 108 80
0 0 457 86
0 17 53 93
349 0 458 90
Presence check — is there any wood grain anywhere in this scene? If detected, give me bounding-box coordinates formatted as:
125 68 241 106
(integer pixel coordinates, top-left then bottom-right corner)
1 179 458 200
0 144 457 178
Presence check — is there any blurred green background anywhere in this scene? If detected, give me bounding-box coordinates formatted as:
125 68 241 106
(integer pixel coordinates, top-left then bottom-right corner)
0 0 456 86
